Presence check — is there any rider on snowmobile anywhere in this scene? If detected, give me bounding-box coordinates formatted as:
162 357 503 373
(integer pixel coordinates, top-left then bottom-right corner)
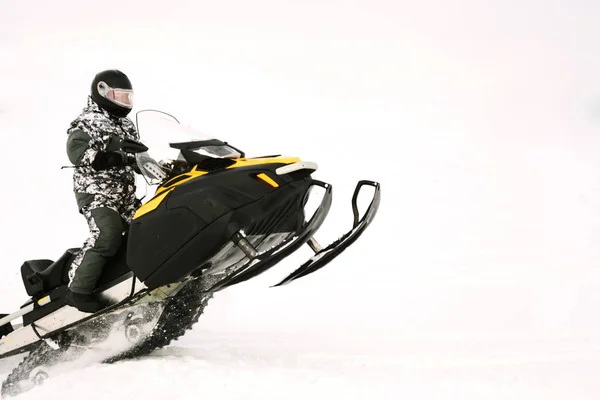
64 69 140 313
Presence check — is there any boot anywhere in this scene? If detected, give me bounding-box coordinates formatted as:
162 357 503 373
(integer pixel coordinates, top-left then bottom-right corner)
0 314 13 338
65 290 108 313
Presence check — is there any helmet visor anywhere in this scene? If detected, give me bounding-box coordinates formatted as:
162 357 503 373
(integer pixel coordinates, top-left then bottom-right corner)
97 81 134 108
107 89 134 108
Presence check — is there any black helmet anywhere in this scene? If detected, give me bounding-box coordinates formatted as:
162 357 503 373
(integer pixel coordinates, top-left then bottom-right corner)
90 69 134 117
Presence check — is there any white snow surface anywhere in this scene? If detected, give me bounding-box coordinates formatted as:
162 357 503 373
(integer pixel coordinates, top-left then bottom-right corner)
2 0 600 398
3 329 600 400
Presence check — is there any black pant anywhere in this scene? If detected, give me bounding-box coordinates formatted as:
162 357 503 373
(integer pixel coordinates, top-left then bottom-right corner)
67 206 128 294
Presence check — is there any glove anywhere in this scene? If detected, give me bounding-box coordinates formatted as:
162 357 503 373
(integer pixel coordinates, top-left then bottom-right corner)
91 151 134 171
107 136 149 154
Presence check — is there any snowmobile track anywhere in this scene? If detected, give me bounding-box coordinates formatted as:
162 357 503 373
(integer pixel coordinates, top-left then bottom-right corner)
1 278 213 397
1 334 72 397
103 277 213 363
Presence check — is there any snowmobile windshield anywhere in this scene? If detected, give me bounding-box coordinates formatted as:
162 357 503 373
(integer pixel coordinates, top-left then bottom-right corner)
133 109 244 185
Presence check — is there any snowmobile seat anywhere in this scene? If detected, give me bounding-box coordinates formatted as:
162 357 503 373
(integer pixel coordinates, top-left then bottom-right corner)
20 248 79 298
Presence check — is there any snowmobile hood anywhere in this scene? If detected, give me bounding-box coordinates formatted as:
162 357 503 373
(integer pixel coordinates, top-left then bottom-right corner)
130 109 315 220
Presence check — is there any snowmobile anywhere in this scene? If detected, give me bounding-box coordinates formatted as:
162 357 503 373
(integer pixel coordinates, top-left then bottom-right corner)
0 110 380 397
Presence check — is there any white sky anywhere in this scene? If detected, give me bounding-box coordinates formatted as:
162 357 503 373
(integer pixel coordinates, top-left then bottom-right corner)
0 0 599 340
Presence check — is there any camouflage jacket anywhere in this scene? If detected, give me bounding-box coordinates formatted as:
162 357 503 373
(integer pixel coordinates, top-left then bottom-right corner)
66 97 139 209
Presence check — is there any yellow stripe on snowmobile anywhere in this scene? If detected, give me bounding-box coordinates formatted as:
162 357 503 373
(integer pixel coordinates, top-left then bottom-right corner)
256 173 279 188
134 166 209 219
134 189 173 219
133 157 299 219
226 157 301 169
154 167 208 196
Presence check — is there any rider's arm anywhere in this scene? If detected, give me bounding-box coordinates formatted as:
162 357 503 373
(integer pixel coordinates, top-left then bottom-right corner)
66 127 126 170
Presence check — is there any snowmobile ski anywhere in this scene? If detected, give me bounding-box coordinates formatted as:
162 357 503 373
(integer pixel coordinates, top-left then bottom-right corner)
274 180 381 286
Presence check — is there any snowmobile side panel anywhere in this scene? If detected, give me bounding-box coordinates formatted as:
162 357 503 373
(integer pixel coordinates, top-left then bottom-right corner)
274 180 380 286
140 179 310 288
205 180 332 292
127 163 314 289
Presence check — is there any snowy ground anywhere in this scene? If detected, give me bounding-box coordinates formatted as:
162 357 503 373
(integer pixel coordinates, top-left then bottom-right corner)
3 328 600 400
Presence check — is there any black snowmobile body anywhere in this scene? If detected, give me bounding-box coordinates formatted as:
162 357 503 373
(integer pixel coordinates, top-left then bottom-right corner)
0 110 380 397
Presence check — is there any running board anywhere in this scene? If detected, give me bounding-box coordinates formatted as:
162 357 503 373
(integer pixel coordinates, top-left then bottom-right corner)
0 296 52 333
